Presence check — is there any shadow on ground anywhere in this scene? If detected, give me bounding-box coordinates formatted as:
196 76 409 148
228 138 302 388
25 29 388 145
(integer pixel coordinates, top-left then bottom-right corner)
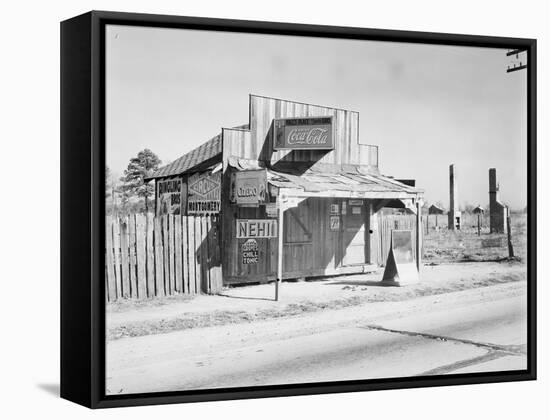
37 383 59 397
324 280 393 287
218 293 276 302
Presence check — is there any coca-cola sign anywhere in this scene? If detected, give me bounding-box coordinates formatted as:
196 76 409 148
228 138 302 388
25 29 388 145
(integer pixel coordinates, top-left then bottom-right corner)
273 117 334 150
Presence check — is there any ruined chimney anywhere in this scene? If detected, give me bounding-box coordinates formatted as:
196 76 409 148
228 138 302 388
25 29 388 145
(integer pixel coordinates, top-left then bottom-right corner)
489 168 507 233
448 164 461 230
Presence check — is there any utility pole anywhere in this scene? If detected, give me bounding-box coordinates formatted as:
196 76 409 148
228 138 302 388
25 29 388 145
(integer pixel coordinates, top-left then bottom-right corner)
506 49 527 73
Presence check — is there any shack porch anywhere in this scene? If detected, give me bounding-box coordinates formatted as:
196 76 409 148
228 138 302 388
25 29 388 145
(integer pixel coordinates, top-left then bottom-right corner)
223 162 423 287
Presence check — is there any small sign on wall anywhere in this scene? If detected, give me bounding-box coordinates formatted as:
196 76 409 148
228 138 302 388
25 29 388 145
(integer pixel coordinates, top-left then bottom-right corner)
187 171 221 214
241 239 259 265
157 177 184 215
329 215 340 231
265 202 278 218
230 170 267 206
330 204 339 214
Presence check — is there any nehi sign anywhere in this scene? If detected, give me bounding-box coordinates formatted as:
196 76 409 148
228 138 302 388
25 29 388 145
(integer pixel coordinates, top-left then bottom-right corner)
236 219 278 239
273 116 334 150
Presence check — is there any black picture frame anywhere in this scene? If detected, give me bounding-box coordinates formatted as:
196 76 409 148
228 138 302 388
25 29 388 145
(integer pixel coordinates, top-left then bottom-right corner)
60 10 537 409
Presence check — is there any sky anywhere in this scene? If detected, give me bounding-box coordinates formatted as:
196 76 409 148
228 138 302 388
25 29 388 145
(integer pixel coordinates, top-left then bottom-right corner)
106 25 527 210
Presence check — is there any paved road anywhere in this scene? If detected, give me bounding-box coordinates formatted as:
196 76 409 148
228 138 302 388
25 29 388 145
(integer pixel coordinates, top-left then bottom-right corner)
106 282 527 395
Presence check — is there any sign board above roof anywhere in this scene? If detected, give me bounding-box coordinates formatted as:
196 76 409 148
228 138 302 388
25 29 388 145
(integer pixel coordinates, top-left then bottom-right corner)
273 116 334 151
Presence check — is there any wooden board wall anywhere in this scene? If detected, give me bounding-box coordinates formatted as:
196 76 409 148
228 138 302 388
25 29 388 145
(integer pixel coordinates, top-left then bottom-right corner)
221 95 378 170
250 95 376 169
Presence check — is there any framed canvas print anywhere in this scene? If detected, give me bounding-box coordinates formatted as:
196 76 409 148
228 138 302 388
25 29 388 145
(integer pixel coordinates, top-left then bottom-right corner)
60 11 536 408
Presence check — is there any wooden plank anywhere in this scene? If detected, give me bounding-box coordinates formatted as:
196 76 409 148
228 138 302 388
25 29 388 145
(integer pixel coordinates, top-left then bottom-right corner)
112 217 122 300
128 214 138 299
213 216 223 294
416 202 422 272
181 217 189 294
187 216 196 294
162 216 171 295
169 214 176 294
195 217 202 293
154 216 165 297
206 216 220 294
174 216 183 293
276 206 285 301
201 216 210 293
146 213 155 298
135 214 147 299
105 216 116 302
119 216 130 298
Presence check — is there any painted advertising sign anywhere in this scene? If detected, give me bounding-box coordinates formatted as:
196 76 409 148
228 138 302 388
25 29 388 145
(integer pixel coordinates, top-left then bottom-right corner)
241 239 259 265
273 116 334 150
329 215 340 231
157 177 184 215
230 170 267 205
236 219 278 239
187 171 221 214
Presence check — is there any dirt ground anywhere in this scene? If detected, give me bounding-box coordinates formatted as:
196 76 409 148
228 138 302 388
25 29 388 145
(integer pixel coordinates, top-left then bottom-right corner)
107 260 526 340
423 213 527 263
106 280 527 394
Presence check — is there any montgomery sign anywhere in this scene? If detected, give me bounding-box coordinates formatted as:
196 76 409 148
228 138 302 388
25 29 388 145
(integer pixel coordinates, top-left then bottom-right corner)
274 116 334 150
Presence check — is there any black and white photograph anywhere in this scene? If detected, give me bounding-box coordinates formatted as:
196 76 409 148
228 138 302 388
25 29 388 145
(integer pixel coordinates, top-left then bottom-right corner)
102 22 530 396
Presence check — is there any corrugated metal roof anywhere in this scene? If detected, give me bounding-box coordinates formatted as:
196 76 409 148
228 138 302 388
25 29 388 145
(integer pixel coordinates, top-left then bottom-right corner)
147 124 248 180
266 167 422 198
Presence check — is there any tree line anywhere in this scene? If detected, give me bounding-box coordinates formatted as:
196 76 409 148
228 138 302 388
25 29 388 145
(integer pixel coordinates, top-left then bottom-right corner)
106 149 162 215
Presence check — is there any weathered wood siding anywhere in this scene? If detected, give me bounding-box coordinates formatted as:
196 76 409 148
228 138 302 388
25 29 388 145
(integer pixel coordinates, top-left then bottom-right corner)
220 96 382 284
251 95 376 169
223 197 376 284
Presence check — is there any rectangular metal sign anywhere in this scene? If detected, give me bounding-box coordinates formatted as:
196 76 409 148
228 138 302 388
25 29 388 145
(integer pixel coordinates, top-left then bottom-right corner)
241 239 259 265
236 219 278 239
187 171 221 214
230 170 267 205
265 202 278 218
273 116 334 150
329 215 340 231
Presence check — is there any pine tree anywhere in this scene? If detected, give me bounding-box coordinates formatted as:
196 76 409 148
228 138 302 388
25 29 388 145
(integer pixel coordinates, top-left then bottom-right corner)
120 149 161 212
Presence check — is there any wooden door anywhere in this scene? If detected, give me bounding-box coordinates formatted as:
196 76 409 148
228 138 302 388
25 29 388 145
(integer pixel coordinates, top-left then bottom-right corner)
341 201 368 266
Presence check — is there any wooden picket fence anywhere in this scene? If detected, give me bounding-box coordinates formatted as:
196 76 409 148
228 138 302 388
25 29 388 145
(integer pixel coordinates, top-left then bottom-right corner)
105 214 222 302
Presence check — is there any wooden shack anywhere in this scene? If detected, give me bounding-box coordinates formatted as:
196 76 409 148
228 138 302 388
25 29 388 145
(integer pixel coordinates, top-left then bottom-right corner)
146 95 424 289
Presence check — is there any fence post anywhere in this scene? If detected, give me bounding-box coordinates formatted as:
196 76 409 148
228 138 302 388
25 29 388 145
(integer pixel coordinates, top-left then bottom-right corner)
507 215 514 258
416 201 422 272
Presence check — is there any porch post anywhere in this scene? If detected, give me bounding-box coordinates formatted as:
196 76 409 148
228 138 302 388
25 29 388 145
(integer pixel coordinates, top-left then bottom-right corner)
416 199 422 273
275 199 285 301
